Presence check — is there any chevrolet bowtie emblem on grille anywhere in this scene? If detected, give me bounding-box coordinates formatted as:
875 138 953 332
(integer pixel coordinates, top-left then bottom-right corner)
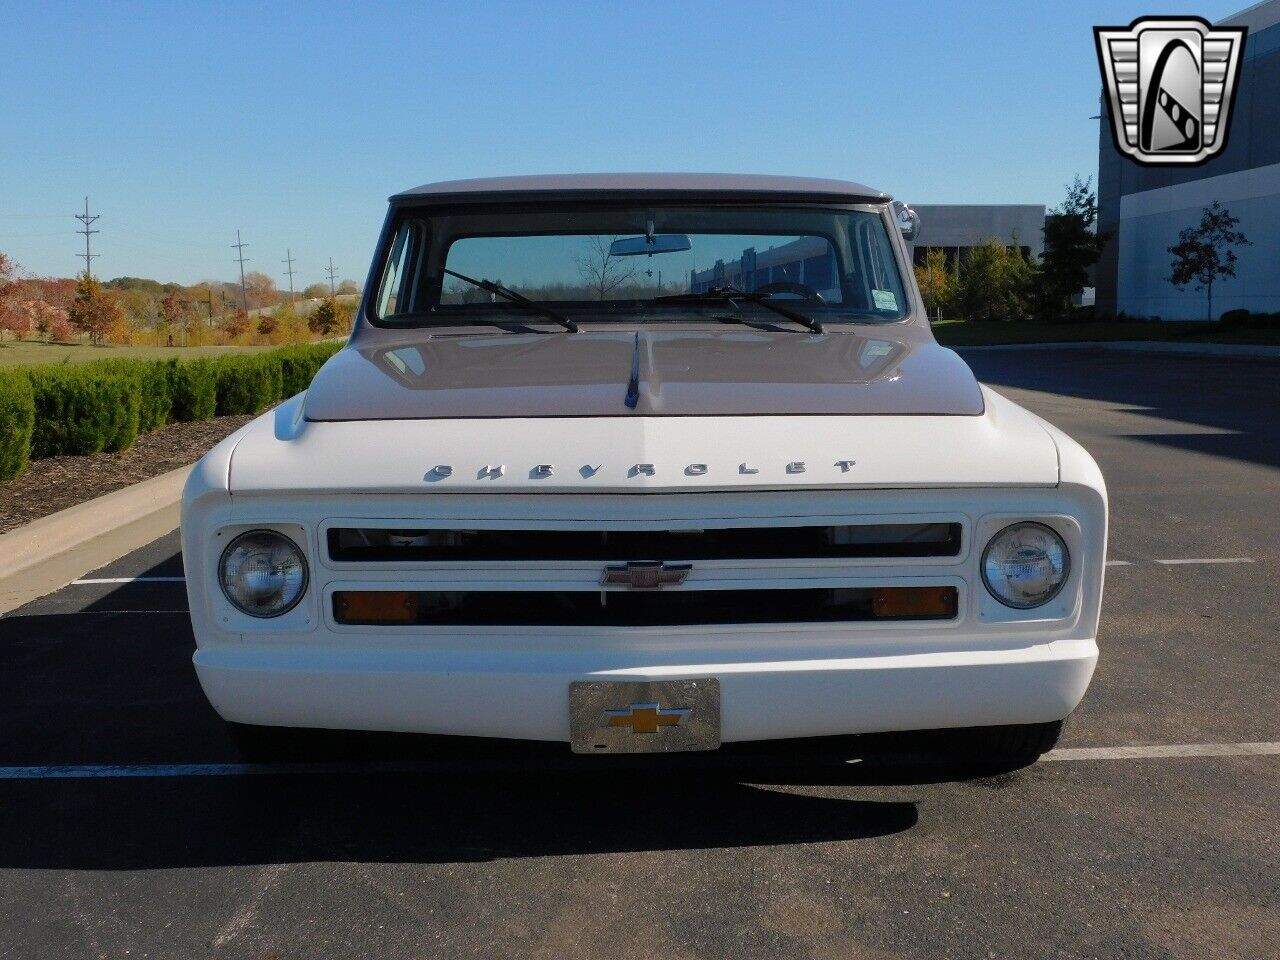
603 702 691 734
1095 16 1246 166
600 560 692 588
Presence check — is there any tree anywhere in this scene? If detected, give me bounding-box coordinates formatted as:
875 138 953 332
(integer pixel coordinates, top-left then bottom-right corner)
1038 175 1108 319
158 291 191 346
302 282 329 300
950 241 1034 322
0 253 19 340
308 297 340 335
336 279 360 296
575 236 637 300
1168 201 1251 322
257 313 279 338
913 248 953 321
27 300 63 340
222 309 250 340
272 302 308 344
68 273 125 344
243 271 280 311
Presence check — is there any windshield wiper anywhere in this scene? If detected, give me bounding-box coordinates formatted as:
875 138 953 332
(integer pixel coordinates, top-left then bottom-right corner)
651 284 824 334
442 268 580 333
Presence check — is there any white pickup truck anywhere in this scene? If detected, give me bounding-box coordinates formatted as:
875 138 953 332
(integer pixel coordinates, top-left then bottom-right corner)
182 173 1106 764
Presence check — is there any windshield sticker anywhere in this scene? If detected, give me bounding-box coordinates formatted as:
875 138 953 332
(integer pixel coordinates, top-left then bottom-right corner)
872 289 898 311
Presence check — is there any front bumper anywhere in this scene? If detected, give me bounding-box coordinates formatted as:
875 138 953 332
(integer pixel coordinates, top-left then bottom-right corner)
193 638 1097 743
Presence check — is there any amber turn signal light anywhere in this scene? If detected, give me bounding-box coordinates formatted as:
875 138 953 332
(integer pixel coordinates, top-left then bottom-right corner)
870 586 957 619
334 590 419 625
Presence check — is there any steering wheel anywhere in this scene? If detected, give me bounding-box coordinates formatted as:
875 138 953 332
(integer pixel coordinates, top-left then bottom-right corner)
752 280 826 304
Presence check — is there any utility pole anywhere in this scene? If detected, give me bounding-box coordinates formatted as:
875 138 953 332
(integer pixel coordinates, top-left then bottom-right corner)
324 257 338 296
74 197 99 279
232 230 250 312
282 248 297 303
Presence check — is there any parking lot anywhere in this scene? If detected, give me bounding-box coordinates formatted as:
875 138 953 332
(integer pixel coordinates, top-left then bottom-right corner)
1 347 1276 959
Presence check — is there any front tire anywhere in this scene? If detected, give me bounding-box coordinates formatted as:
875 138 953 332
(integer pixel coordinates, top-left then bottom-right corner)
225 721 291 762
925 720 1065 766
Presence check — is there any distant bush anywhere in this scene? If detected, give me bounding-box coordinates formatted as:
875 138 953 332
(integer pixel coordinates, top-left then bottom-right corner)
28 366 140 458
1221 308 1279 328
2 342 344 484
169 359 219 423
278 342 342 397
100 359 172 432
0 369 35 483
215 353 283 416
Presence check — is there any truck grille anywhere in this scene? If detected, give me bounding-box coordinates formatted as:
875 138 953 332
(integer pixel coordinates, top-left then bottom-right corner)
326 522 961 563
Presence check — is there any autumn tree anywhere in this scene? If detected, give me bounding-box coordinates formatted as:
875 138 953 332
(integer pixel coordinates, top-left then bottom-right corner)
1168 201 1251 322
308 297 340 335
158 291 191 346
0 253 19 340
336 279 360 296
302 282 329 300
257 313 279 338
913 248 953 321
68 273 125 344
222 309 250 340
575 236 637 300
272 302 307 343
242 271 280 311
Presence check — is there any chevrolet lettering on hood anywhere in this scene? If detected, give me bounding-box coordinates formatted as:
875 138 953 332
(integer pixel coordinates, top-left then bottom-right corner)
182 173 1107 765
426 459 854 480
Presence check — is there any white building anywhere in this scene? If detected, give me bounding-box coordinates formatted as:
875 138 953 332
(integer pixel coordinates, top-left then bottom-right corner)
1096 0 1280 320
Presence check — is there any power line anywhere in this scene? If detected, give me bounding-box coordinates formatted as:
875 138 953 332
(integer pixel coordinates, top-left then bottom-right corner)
74 197 99 279
232 230 250 312
282 248 296 303
324 257 338 296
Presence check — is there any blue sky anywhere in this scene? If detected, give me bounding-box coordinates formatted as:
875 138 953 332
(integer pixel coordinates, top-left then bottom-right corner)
0 0 1240 287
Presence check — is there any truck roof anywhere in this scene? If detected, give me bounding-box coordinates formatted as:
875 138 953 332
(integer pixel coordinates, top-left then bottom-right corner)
390 173 891 205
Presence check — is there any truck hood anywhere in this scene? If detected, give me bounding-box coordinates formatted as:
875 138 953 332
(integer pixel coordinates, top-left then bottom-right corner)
227 385 1060 494
302 329 985 421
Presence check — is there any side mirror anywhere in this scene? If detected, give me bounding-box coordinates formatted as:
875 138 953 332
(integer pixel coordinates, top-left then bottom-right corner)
892 201 920 242
608 234 692 257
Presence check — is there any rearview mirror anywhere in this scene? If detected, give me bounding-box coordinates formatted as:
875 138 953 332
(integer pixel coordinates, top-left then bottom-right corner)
608 234 692 257
891 201 920 242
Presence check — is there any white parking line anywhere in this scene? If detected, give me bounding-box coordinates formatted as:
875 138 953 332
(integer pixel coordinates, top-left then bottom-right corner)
72 577 186 585
1105 560 1132 567
0 742 1275 779
1153 558 1255 566
1043 742 1280 761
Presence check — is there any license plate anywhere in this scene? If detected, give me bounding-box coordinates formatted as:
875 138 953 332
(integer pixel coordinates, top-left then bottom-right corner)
569 678 721 754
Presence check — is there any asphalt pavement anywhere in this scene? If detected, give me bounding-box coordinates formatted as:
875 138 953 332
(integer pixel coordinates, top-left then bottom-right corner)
0 347 1276 959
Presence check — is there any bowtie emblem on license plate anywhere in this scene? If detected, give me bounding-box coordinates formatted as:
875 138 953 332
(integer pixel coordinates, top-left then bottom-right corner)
569 679 721 753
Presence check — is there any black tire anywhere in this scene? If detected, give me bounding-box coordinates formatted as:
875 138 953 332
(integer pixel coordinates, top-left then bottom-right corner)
225 721 292 762
931 720 1065 766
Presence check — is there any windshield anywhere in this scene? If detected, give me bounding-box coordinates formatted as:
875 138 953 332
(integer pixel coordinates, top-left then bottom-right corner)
374 204 910 325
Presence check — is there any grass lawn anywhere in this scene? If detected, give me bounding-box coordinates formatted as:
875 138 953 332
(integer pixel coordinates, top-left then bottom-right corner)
931 319 1280 348
0 340 277 368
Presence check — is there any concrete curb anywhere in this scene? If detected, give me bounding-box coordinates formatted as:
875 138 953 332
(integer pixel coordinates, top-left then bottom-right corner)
0 464 190 615
953 340 1280 358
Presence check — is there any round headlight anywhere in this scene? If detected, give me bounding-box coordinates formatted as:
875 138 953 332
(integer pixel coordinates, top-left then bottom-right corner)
218 530 308 618
981 522 1070 609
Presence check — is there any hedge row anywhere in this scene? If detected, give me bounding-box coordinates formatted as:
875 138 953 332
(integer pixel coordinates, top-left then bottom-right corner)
0 342 341 483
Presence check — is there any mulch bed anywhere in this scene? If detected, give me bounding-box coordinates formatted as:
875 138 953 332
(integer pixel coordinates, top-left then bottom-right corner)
0 415 254 535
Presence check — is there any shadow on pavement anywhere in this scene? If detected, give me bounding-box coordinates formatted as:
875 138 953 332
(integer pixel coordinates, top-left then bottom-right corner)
0 547 1049 870
0 767 920 869
961 348 1280 469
